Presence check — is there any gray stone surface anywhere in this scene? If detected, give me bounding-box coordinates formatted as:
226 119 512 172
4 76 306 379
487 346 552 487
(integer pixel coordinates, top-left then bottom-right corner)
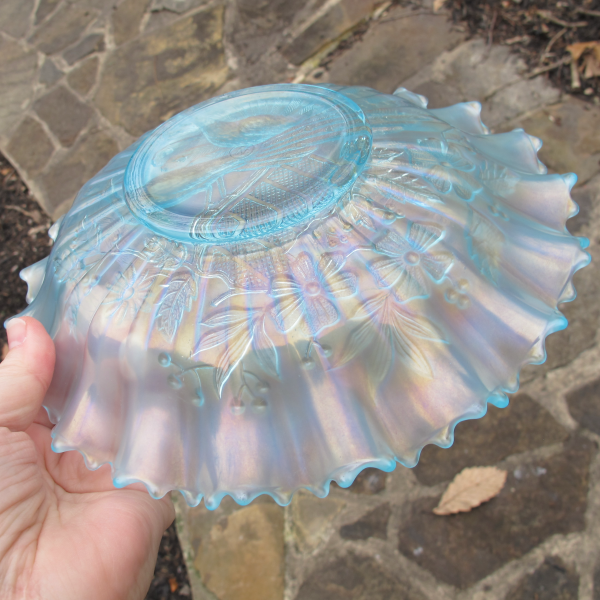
33 85 93 147
28 4 98 55
7 117 54 175
413 393 569 487
63 32 105 65
40 126 118 213
39 58 63 87
400 38 562 129
281 0 380 66
507 557 579 600
398 437 594 589
34 0 61 25
0 0 35 38
150 0 208 13
508 96 600 185
324 6 465 93
295 552 427 600
112 0 151 45
95 6 229 137
339 503 391 540
0 37 38 139
67 56 99 95
567 378 600 436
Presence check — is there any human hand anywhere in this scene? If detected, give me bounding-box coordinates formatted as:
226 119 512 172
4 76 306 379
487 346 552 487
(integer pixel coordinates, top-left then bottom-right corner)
0 317 174 600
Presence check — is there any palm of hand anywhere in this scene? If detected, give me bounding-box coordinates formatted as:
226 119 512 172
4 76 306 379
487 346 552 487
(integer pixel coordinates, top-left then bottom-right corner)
0 318 174 600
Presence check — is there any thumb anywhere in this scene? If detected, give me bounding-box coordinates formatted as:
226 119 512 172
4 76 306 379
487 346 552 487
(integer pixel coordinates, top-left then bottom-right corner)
0 317 55 431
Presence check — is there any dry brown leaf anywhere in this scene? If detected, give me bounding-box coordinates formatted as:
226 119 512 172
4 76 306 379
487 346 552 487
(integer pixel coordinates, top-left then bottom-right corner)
567 41 600 63
433 466 507 516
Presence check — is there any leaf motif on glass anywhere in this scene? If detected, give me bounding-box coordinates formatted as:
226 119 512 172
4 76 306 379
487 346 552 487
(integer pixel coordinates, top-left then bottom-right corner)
156 268 198 341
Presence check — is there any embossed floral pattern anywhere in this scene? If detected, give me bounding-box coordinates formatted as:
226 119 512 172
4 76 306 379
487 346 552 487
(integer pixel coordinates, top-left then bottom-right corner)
338 292 446 388
105 267 155 321
271 252 357 335
369 223 453 298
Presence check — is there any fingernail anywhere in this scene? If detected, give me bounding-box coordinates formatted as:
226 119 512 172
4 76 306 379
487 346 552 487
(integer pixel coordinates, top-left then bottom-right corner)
6 318 27 350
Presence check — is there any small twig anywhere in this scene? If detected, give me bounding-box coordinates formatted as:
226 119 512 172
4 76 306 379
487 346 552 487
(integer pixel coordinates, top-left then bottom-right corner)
571 57 581 90
487 9 498 47
575 8 600 18
537 10 587 28
542 27 567 59
527 56 571 79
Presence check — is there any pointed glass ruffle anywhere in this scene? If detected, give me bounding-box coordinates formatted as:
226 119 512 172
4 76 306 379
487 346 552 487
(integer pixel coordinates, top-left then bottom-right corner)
12 84 590 508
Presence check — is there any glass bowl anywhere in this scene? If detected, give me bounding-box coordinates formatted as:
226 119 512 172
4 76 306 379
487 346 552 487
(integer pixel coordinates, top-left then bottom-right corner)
12 84 590 508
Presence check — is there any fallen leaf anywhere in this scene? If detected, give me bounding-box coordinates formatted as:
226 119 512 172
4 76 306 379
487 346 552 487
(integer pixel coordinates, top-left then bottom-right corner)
567 41 600 63
567 41 600 79
433 466 507 515
433 0 445 13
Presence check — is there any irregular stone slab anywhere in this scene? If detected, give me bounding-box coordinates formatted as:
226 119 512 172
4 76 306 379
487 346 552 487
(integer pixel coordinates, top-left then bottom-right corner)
528 243 600 378
569 173 600 235
39 58 63 86
29 4 97 55
230 0 308 67
112 0 151 46
413 394 568 487
63 32 105 65
398 436 595 589
402 39 526 108
192 500 284 600
295 552 427 600
282 0 380 66
484 76 561 129
291 490 345 552
567 378 600 435
0 0 35 38
326 8 464 94
35 0 61 25
509 97 600 186
95 6 230 137
0 36 37 138
339 503 391 540
67 57 99 95
39 127 118 214
34 85 93 147
508 557 579 600
346 467 388 494
7 117 54 175
151 0 208 13
400 37 560 127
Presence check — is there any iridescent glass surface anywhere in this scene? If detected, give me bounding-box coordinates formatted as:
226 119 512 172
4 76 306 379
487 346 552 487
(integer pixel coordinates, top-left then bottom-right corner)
12 84 590 508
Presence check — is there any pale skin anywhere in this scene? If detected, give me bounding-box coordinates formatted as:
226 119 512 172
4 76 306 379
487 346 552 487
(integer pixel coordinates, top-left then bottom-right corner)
0 317 174 600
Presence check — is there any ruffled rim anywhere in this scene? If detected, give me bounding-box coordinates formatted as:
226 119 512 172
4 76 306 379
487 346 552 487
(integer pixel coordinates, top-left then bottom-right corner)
24 91 592 510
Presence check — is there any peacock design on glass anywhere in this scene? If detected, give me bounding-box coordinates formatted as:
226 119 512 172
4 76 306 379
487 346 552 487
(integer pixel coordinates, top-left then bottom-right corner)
11 83 590 509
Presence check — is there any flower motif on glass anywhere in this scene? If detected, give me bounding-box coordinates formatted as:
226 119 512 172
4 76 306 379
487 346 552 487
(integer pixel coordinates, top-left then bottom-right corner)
369 223 453 299
104 267 154 321
271 252 356 335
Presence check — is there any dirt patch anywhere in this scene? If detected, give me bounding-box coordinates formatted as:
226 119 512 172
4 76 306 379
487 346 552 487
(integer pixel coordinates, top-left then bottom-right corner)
449 0 600 101
0 154 52 349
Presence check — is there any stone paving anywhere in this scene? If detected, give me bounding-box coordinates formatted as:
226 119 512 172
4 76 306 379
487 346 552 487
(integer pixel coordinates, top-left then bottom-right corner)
1 1 600 599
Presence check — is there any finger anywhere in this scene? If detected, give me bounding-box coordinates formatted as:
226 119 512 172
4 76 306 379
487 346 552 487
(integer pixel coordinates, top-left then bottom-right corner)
0 317 55 431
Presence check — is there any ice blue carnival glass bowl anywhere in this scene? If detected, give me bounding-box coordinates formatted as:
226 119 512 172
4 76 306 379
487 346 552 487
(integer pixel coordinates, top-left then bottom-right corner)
11 84 590 509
